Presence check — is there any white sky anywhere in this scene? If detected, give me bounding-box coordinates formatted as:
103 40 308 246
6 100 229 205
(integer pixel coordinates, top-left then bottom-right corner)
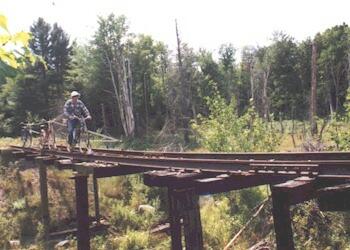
2 0 350 57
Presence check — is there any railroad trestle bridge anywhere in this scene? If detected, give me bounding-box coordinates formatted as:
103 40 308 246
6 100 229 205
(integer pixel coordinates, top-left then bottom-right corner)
1 145 350 250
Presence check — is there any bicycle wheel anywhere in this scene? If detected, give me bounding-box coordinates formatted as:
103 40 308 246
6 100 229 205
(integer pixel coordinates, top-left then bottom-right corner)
21 131 28 147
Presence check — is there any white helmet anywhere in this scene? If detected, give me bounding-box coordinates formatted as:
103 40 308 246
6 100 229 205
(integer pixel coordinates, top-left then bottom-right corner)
70 91 80 97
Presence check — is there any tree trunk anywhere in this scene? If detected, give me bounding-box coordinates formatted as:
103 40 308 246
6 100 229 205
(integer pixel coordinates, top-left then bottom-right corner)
143 73 149 134
310 42 318 135
105 50 135 138
250 63 255 105
262 66 270 120
176 20 190 144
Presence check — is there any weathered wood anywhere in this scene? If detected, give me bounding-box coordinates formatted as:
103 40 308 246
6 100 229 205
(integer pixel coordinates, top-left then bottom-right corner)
93 174 100 222
250 163 319 173
49 222 109 239
272 177 316 205
37 159 50 243
271 185 295 250
168 189 183 250
74 174 90 250
144 170 207 188
12 150 26 158
194 173 294 195
182 188 203 250
54 159 74 170
318 183 350 211
271 177 315 250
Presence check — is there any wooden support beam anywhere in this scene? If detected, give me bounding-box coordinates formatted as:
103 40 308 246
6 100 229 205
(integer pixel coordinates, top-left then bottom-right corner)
144 170 207 188
0 149 15 165
317 183 350 211
271 185 295 250
181 188 203 250
73 174 90 250
251 163 319 173
272 177 316 205
271 177 316 250
168 189 183 250
25 153 40 161
12 150 26 158
74 162 147 178
194 172 294 195
54 159 75 170
93 174 100 222
144 171 204 249
36 158 50 244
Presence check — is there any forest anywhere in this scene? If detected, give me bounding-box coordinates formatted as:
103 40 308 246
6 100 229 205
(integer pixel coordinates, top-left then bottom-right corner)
1 13 350 249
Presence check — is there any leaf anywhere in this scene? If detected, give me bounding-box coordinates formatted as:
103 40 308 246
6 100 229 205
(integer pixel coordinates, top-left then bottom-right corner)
0 34 10 46
2 53 19 68
0 15 8 32
13 31 30 46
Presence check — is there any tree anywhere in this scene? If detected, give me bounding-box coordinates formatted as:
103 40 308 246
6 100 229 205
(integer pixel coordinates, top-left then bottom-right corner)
94 14 135 138
218 43 237 102
0 14 34 84
316 23 350 114
310 41 318 135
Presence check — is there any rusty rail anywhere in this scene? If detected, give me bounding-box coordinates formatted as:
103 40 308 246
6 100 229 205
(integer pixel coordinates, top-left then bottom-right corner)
2 145 350 250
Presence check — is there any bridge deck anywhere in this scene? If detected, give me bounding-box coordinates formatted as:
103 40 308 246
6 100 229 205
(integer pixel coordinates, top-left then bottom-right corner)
1 145 350 250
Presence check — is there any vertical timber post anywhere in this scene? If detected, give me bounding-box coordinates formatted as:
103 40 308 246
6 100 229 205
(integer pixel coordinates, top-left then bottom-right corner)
74 174 90 250
168 188 183 250
93 174 100 223
182 188 203 250
271 186 295 250
38 158 50 242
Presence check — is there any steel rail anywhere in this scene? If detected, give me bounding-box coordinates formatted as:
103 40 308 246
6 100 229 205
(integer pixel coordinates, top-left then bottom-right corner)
9 146 350 176
12 144 350 161
52 144 350 160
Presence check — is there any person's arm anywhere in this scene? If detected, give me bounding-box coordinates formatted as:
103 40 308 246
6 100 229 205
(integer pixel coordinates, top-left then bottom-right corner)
64 101 74 119
81 101 91 119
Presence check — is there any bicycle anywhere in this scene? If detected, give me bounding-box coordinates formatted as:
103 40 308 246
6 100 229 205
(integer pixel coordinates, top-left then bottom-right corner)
20 122 33 148
39 119 56 150
68 116 92 154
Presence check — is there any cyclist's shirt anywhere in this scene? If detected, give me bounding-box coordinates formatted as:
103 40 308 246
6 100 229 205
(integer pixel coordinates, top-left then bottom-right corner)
64 99 91 119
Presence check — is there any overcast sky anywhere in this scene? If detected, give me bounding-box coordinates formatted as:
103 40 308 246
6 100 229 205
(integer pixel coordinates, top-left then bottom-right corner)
3 0 350 56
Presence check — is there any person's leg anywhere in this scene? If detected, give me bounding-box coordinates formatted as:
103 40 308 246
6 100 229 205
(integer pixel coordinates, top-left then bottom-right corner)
67 119 75 145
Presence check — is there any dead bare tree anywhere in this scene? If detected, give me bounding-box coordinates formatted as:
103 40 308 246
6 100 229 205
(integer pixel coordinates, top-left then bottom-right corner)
104 49 135 138
310 41 318 135
175 20 190 144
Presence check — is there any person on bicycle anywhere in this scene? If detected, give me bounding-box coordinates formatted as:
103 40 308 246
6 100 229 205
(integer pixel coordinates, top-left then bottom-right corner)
64 91 92 149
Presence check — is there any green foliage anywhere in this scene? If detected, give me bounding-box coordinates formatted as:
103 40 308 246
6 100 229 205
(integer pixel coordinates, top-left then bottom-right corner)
293 201 350 249
0 14 36 84
116 230 150 250
201 197 239 249
327 88 350 150
192 91 281 152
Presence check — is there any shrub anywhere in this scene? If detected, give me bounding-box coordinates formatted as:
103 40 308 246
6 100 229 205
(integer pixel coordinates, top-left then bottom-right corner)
192 93 281 152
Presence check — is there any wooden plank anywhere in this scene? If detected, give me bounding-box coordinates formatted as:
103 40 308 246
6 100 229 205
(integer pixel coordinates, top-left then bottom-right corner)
318 183 350 211
181 188 203 250
271 177 316 250
54 159 75 170
92 175 100 222
272 177 316 205
250 163 319 173
194 173 295 195
74 174 90 250
144 170 207 188
37 159 50 244
271 185 295 250
168 189 183 250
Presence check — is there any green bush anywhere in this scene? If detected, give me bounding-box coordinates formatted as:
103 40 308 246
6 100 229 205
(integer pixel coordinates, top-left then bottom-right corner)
116 230 150 250
192 93 281 152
